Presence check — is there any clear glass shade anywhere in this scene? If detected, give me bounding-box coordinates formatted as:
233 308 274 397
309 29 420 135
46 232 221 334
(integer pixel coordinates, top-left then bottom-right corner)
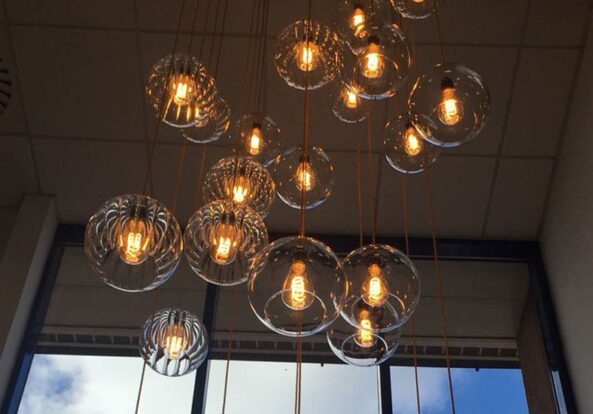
146 53 217 128
272 146 334 210
384 114 440 174
184 200 268 286
139 308 208 377
203 156 276 218
181 97 230 144
248 236 348 337
234 113 281 166
341 244 420 332
335 0 392 54
274 20 343 90
409 63 490 147
392 0 437 20
85 194 183 292
329 81 368 123
327 316 401 367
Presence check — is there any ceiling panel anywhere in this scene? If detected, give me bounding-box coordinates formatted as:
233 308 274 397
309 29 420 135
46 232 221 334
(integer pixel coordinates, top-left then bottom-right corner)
523 0 591 47
0 136 37 205
0 24 27 135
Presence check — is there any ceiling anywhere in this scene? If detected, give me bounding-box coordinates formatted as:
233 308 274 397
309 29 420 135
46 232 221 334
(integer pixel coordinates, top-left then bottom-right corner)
0 0 591 240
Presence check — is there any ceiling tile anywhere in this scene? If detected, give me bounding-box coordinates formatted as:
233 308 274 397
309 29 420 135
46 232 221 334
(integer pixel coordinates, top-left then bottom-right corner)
0 24 27 135
503 48 579 157
0 206 17 256
12 27 145 141
5 0 136 29
523 0 591 47
485 158 554 239
0 136 38 205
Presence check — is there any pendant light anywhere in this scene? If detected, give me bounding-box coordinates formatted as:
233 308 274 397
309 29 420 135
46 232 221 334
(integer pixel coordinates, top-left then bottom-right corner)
329 80 368 123
235 113 281 166
181 96 231 144
392 0 438 20
335 0 391 54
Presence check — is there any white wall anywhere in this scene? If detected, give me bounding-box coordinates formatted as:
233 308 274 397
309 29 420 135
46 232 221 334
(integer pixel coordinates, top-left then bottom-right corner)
541 10 593 413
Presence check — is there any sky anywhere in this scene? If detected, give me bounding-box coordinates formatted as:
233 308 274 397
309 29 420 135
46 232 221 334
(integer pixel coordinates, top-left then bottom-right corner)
18 354 528 414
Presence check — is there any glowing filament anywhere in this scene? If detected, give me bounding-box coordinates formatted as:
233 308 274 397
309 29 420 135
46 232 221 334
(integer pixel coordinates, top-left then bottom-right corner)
363 39 384 79
228 175 251 204
351 5 366 37
362 264 390 307
247 124 263 155
356 310 376 348
165 72 197 122
404 126 423 157
117 217 152 265
296 41 320 72
163 322 188 360
295 161 316 192
209 219 241 265
282 260 315 310
344 89 359 109
438 85 463 126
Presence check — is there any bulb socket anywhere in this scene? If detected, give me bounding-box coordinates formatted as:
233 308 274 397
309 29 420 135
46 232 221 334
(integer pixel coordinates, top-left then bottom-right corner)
440 77 454 91
367 34 381 46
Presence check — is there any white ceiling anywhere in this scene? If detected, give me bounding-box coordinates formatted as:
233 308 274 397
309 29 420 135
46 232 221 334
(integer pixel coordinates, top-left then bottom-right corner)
0 0 591 240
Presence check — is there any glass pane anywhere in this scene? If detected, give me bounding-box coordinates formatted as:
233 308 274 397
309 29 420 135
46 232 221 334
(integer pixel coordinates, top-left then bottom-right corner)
18 354 196 414
391 367 529 414
204 360 380 414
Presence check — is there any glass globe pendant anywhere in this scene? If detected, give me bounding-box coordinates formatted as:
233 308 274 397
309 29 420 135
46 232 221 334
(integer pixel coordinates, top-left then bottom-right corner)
184 200 268 286
409 63 490 148
248 236 348 337
327 316 401 366
181 97 231 144
384 114 440 174
272 146 334 210
203 156 276 218
275 20 343 90
235 113 281 166
335 0 391 54
341 244 420 332
392 0 437 20
139 308 208 377
146 54 217 128
85 194 183 292
329 80 368 123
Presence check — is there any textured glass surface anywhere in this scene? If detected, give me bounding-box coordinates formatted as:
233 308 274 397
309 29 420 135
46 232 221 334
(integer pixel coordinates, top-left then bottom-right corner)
184 200 268 286
234 113 281 166
140 308 208 377
327 316 401 366
384 114 440 174
146 53 217 128
409 63 490 147
341 244 420 332
182 97 230 144
335 0 391 54
329 80 368 123
392 0 437 19
248 236 348 337
274 20 343 90
85 194 182 292
348 24 411 100
203 156 275 218
272 146 334 210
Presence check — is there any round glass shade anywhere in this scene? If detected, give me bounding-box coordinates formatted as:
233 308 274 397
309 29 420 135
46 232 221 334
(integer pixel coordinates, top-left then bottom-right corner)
384 114 440 174
329 80 368 123
146 54 217 128
203 156 276 218
272 146 334 210
184 200 268 286
349 24 411 100
335 0 391 54
139 308 208 377
85 194 183 292
327 316 401 367
181 97 230 144
342 244 420 332
274 20 343 90
409 63 490 148
234 113 281 166
248 236 348 337
392 0 437 20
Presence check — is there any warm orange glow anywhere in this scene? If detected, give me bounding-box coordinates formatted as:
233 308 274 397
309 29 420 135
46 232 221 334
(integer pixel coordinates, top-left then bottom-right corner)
163 322 188 360
361 264 390 307
227 175 252 204
296 41 320 72
282 260 315 310
209 219 241 265
117 217 152 265
247 124 263 155
362 39 384 79
165 72 197 122
351 5 366 37
356 310 376 348
344 88 359 109
295 161 316 192
404 126 423 157
438 86 463 126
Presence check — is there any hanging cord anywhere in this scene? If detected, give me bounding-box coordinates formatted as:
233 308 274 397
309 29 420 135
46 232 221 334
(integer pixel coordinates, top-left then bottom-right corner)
221 286 239 414
423 163 456 414
356 122 364 248
255 0 271 114
198 0 214 60
433 3 446 68
366 109 376 244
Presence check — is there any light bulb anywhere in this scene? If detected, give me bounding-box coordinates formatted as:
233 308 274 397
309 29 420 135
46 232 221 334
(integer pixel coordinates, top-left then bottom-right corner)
296 40 320 72
209 215 241 265
166 73 197 123
355 309 377 348
226 174 252 204
361 263 390 307
295 160 316 192
344 88 360 109
117 216 152 265
413 0 425 3
438 78 463 126
362 36 384 79
404 125 423 157
351 4 366 37
282 259 316 310
247 123 264 155
162 321 189 360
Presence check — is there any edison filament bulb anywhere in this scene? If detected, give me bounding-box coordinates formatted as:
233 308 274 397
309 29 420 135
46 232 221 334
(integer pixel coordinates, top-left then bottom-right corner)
163 320 189 360
438 77 463 126
117 210 153 265
351 4 366 37
247 123 264 155
403 124 423 156
361 263 390 307
329 81 368 123
296 39 320 72
295 157 316 192
336 0 391 53
362 36 385 79
227 172 252 204
208 212 241 265
281 259 316 310
354 309 377 348
234 114 281 166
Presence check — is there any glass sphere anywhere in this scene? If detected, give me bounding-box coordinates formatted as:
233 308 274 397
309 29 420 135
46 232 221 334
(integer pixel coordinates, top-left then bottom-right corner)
327 316 401 367
203 156 276 218
392 0 437 20
329 80 368 123
384 114 440 174
335 0 391 54
184 200 268 286
85 194 183 292
181 97 230 144
139 308 208 377
146 54 217 128
409 63 490 148
349 24 411 100
234 113 281 166
272 146 334 210
248 236 348 337
275 20 343 90
342 244 420 332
